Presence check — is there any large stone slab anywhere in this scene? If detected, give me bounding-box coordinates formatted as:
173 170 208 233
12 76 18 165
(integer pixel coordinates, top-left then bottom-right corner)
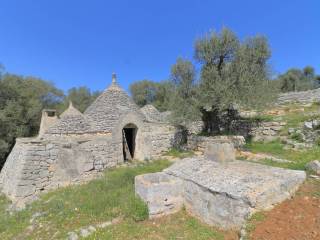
135 157 306 230
135 172 183 218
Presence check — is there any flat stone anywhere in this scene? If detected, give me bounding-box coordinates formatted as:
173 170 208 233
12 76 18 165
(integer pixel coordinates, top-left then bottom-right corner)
136 157 306 230
204 142 235 163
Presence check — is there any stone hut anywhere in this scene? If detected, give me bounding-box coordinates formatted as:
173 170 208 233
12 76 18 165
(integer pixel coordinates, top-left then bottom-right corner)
0 74 179 208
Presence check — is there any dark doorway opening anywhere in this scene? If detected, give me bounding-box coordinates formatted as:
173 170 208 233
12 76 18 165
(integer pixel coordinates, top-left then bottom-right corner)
122 124 137 161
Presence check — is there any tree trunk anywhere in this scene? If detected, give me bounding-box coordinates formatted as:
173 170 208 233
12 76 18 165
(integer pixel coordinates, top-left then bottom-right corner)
201 108 221 134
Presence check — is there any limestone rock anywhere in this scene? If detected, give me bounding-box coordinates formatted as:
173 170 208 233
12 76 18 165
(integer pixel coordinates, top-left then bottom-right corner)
204 142 235 163
136 157 306 230
67 232 78 240
306 160 320 175
135 172 184 218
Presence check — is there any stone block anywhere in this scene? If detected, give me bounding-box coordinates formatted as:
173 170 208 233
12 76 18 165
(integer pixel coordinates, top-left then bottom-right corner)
204 142 235 163
137 157 306 230
135 172 184 218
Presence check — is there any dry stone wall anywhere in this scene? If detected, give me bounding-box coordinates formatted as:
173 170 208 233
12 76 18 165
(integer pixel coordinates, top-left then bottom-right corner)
250 121 286 141
0 134 121 208
187 135 246 152
277 88 320 105
141 123 182 159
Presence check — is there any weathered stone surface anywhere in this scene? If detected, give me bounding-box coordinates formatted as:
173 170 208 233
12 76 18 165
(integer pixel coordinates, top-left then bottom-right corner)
136 157 306 230
187 135 245 152
140 104 167 123
277 88 320 105
306 160 320 175
0 75 181 208
84 81 145 133
250 121 286 142
135 172 184 218
204 142 235 163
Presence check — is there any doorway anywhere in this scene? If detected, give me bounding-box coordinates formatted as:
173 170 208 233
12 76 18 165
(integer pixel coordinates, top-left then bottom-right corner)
122 124 137 161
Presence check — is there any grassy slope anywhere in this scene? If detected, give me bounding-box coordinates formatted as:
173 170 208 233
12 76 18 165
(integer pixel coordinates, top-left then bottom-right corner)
244 139 320 170
243 103 320 170
0 160 227 240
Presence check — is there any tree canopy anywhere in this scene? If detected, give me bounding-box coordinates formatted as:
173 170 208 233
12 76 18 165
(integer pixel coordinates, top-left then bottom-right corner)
0 67 100 169
129 80 173 111
278 66 319 92
0 73 64 168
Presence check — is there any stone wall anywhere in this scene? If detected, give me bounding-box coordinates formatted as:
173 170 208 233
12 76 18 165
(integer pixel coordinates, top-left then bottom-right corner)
187 135 246 153
141 123 182 159
250 121 286 141
0 134 120 209
277 88 320 105
0 123 179 208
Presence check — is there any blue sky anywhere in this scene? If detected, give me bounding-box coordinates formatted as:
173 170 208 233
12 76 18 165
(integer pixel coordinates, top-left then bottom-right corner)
0 0 319 92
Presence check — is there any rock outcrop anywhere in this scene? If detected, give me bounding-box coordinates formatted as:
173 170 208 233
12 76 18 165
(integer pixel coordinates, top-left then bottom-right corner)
135 144 306 230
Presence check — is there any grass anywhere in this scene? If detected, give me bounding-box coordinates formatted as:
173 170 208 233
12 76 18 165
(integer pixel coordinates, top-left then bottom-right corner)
87 211 226 240
0 159 227 240
244 139 320 170
242 212 266 240
0 160 170 239
165 148 194 158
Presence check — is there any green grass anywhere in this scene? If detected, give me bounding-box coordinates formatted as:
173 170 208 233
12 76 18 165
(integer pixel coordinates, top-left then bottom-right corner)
0 159 227 240
165 148 194 158
244 212 266 240
87 211 225 240
0 160 170 239
245 139 320 170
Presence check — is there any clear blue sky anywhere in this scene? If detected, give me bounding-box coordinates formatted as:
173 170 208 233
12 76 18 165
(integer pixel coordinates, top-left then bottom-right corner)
0 0 319 92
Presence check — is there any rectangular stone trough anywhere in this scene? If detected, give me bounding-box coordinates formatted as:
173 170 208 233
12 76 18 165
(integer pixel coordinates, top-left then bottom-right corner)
135 157 306 230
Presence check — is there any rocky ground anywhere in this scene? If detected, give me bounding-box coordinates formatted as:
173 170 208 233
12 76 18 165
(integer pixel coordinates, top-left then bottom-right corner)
247 178 320 240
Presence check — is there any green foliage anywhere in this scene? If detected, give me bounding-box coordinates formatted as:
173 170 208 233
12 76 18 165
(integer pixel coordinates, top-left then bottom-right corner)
278 66 319 92
0 73 64 168
195 28 276 133
290 132 304 142
165 147 194 158
130 80 173 111
169 58 199 125
58 86 101 113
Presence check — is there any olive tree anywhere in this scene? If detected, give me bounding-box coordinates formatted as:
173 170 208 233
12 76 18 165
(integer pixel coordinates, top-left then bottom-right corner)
195 28 276 133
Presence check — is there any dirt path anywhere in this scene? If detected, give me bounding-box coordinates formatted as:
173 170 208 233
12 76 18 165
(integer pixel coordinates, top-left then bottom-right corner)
250 178 320 240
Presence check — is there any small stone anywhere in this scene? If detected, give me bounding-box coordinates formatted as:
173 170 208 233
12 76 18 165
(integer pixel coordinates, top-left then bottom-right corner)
67 232 78 240
79 228 90 238
306 160 320 175
304 121 313 129
97 221 112 228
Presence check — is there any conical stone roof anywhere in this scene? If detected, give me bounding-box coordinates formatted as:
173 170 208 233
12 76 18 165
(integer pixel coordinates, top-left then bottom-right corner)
84 74 144 133
46 102 92 135
140 104 163 122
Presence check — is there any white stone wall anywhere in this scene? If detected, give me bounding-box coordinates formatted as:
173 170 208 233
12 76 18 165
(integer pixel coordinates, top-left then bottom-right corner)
277 88 320 105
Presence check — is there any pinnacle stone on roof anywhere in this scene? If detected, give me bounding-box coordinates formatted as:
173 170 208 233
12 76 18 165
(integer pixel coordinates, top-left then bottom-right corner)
60 101 82 118
84 73 144 132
